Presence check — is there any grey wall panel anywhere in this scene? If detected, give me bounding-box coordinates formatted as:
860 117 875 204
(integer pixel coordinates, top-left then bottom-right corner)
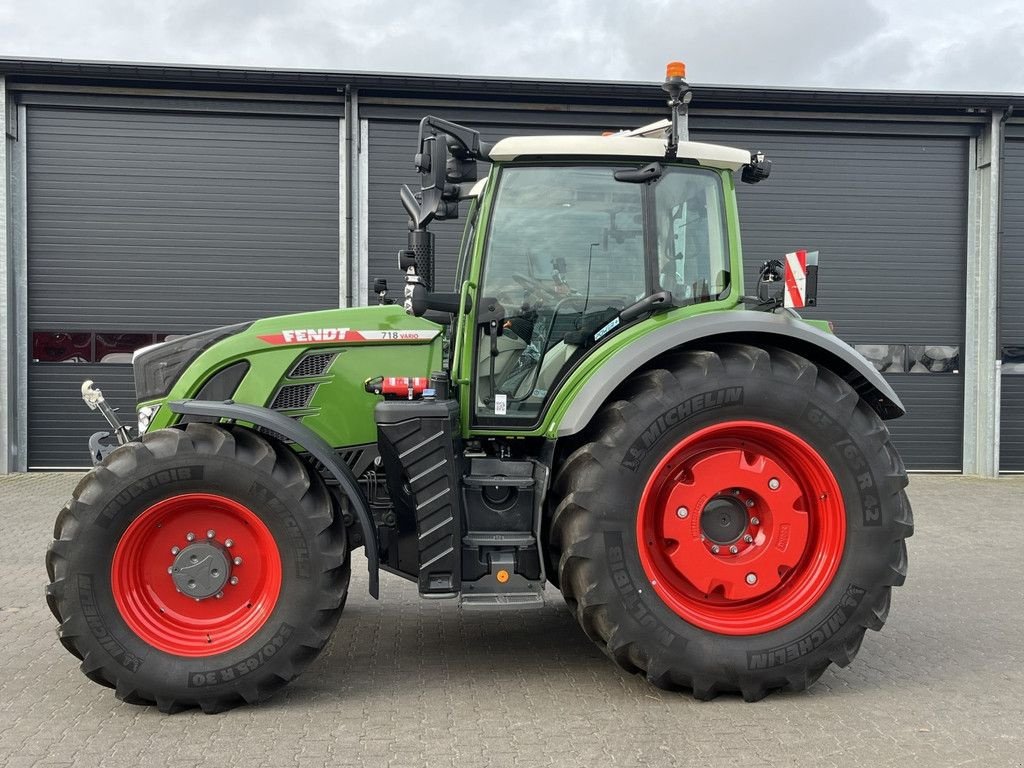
1001 378 1024 471
27 108 340 332
28 363 135 468
691 130 968 345
1000 138 1024 471
1001 141 1023 345
691 129 968 471
882 374 965 471
26 107 341 468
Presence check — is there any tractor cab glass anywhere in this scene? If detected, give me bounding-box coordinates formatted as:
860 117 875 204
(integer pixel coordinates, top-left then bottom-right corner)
472 163 730 423
654 167 730 302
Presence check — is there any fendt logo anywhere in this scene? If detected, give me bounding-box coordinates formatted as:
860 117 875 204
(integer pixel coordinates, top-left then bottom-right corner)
257 328 440 345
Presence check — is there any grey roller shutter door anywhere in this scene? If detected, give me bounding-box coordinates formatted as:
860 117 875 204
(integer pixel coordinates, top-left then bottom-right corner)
27 107 340 468
1000 137 1024 471
366 117 967 469
693 129 968 471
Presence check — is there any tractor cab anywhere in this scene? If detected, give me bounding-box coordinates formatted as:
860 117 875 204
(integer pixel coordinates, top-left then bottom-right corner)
464 146 741 425
396 72 763 432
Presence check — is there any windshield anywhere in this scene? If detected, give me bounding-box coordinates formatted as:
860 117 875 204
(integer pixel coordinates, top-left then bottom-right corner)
474 165 646 422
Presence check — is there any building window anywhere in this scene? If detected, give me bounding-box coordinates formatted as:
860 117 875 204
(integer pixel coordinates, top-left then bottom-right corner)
1002 345 1024 374
855 344 960 374
31 332 172 364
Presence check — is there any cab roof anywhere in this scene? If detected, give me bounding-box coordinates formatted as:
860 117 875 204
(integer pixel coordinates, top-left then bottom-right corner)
488 121 751 171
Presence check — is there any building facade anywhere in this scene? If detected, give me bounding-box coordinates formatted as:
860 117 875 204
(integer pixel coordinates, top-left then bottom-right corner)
1 58 1021 473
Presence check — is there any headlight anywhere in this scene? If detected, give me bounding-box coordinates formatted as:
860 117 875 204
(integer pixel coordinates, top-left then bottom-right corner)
137 405 159 435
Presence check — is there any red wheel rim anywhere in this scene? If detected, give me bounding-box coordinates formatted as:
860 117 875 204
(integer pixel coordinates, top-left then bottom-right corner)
111 493 282 656
636 421 845 635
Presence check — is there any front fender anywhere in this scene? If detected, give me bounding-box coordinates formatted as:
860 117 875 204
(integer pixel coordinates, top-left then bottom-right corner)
167 399 380 598
555 311 905 438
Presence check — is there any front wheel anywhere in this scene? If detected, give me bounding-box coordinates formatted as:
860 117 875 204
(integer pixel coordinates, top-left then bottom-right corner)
45 423 350 713
550 343 912 701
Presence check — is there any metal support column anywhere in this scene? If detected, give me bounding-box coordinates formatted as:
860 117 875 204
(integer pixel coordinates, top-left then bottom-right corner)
0 76 10 474
963 110 1003 476
342 87 367 307
338 108 348 307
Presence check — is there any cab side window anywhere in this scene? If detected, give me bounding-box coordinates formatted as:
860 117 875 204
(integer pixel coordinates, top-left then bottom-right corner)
655 168 730 303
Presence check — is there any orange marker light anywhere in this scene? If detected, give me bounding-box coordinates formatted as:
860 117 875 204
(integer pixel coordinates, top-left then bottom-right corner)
666 61 686 79
496 569 510 584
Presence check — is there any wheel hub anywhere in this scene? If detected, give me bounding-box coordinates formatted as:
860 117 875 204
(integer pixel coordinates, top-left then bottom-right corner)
700 496 748 545
111 493 281 656
636 421 846 635
170 541 231 599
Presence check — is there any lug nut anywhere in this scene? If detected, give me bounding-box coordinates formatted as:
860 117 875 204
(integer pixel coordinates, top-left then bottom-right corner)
233 556 242 566
167 566 173 574
186 532 195 542
745 499 755 508
230 576 239 586
170 545 180 555
225 539 234 548
207 530 216 539
743 534 754 543
729 545 738 554
676 507 689 519
750 517 760 526
746 573 758 585
768 478 780 491
711 545 720 554
732 489 741 496
215 591 224 599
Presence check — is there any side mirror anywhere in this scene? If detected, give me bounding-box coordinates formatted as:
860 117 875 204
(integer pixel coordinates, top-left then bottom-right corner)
741 151 772 184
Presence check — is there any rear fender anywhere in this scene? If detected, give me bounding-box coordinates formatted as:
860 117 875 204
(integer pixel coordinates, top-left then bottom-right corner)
167 399 380 598
555 311 904 438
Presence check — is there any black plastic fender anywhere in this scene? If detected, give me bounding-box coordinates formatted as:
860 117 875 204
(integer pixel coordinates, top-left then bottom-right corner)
168 399 379 598
556 310 905 438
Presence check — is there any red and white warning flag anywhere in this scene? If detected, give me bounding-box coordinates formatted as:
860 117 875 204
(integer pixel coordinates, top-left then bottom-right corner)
784 250 819 308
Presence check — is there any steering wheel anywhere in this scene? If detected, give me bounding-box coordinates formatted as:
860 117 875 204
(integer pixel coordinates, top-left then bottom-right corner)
512 272 560 301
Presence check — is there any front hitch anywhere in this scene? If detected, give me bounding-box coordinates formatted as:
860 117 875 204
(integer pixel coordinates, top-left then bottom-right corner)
81 380 132 464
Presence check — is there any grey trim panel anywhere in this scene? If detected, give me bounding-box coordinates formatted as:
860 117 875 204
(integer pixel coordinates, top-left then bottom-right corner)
168 398 379 598
556 311 905 438
16 91 344 117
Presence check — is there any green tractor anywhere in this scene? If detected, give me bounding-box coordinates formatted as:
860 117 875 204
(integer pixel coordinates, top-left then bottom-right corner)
46 63 912 712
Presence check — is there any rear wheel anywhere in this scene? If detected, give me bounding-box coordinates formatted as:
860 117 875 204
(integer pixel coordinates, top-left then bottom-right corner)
45 423 349 713
550 344 912 700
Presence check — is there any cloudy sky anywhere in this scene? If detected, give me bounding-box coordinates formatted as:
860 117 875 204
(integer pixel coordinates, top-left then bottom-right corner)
1 0 1021 93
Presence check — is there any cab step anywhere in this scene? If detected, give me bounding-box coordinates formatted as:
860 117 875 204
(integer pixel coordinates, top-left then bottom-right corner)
460 591 545 610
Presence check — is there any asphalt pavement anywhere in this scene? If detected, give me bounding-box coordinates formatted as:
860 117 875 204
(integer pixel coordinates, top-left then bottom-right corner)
1 472 1021 767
